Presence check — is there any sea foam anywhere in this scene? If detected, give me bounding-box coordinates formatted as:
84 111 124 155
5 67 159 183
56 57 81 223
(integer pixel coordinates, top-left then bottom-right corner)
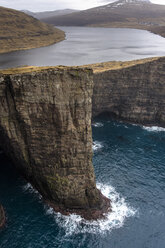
93 141 103 151
142 126 165 132
45 183 136 236
92 122 104 128
23 182 42 199
22 178 136 235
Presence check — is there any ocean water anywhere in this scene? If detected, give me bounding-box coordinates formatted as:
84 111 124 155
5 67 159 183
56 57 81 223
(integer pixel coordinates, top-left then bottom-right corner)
0 118 165 248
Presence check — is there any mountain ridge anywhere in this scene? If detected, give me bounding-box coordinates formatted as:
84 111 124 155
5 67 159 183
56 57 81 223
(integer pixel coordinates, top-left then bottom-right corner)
22 9 79 20
41 0 165 38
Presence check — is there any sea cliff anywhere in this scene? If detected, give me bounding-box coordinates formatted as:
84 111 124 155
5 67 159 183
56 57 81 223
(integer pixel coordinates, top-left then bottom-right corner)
0 56 165 223
0 66 110 220
92 57 165 126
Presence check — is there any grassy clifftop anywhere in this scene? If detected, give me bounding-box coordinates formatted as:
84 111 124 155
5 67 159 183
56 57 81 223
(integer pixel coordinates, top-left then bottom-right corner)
0 6 65 54
0 57 161 75
85 57 160 73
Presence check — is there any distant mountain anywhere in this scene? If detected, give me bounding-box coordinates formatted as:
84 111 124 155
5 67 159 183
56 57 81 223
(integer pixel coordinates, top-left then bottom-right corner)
0 6 65 54
41 0 165 38
22 9 79 20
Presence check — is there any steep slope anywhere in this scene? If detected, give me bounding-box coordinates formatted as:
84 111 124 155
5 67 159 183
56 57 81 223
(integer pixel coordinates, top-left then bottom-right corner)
0 6 65 54
42 0 165 38
22 9 79 20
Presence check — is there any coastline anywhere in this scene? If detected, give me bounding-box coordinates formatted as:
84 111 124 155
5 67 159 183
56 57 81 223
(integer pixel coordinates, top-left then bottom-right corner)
88 23 165 39
0 29 65 54
46 191 111 221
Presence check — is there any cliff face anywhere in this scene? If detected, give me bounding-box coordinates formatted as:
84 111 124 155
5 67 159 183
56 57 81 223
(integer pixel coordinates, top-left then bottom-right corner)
0 67 110 219
92 57 165 126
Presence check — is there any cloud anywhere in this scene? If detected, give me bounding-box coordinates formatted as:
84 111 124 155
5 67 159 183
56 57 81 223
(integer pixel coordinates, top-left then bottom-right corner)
0 0 164 12
0 0 116 11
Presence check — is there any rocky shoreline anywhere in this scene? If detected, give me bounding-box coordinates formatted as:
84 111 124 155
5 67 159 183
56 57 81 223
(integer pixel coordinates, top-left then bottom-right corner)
47 191 111 220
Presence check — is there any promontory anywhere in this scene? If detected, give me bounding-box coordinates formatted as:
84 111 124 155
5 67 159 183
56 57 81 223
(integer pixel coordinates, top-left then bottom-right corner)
0 6 65 54
0 56 165 222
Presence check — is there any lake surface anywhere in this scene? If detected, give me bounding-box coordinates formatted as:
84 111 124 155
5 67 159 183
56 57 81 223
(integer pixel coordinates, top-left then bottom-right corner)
1 27 165 69
0 119 165 248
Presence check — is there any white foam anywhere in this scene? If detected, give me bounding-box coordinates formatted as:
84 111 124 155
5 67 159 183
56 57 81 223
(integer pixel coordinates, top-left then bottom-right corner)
92 122 104 127
22 183 42 199
22 181 136 235
44 183 136 236
93 141 103 151
142 126 165 132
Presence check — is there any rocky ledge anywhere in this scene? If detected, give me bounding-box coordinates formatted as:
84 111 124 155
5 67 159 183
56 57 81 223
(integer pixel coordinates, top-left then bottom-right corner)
0 66 110 220
0 204 5 229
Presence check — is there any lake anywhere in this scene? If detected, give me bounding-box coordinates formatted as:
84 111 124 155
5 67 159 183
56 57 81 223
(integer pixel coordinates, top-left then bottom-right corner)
0 27 165 69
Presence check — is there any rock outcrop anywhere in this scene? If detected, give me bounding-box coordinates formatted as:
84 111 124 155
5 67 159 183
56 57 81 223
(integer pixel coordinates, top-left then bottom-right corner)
0 204 5 228
0 66 110 220
92 57 165 126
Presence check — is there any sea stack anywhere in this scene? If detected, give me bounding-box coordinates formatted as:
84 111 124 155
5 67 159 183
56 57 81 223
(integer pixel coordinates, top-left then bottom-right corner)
0 66 110 220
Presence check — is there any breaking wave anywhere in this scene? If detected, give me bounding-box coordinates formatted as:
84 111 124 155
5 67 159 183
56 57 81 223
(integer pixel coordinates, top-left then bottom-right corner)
45 183 136 236
93 141 103 151
142 126 165 132
22 183 42 199
22 181 136 235
92 122 104 128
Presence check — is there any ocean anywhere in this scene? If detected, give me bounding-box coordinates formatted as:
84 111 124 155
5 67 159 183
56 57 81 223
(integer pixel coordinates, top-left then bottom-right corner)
0 118 165 248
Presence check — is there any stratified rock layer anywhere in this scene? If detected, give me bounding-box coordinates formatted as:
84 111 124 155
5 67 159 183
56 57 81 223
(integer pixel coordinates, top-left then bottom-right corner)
92 57 165 126
0 67 110 219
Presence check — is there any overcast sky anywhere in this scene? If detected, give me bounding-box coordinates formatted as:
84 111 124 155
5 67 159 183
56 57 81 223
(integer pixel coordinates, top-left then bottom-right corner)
0 0 165 12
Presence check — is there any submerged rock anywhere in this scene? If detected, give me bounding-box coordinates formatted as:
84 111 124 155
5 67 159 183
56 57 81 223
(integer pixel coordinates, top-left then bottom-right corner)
0 204 5 228
0 66 110 220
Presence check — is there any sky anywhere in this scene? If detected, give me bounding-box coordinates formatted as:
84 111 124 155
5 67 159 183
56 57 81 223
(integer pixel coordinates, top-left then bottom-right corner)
0 0 165 12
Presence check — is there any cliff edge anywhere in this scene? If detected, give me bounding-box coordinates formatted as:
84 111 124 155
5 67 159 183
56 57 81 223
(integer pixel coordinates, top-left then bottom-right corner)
0 66 110 220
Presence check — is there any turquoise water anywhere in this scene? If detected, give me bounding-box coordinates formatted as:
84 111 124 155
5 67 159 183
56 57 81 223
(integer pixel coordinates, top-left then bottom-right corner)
0 119 165 247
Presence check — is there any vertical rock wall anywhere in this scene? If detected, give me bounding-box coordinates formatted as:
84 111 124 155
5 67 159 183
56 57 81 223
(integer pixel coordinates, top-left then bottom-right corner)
93 57 165 126
0 67 110 219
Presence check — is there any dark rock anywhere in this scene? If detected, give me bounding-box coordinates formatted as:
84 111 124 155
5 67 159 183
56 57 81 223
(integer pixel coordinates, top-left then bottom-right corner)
93 57 165 127
0 67 110 219
0 204 5 229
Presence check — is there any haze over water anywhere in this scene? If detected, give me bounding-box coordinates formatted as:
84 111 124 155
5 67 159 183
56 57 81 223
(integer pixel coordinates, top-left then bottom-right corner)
1 27 165 69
